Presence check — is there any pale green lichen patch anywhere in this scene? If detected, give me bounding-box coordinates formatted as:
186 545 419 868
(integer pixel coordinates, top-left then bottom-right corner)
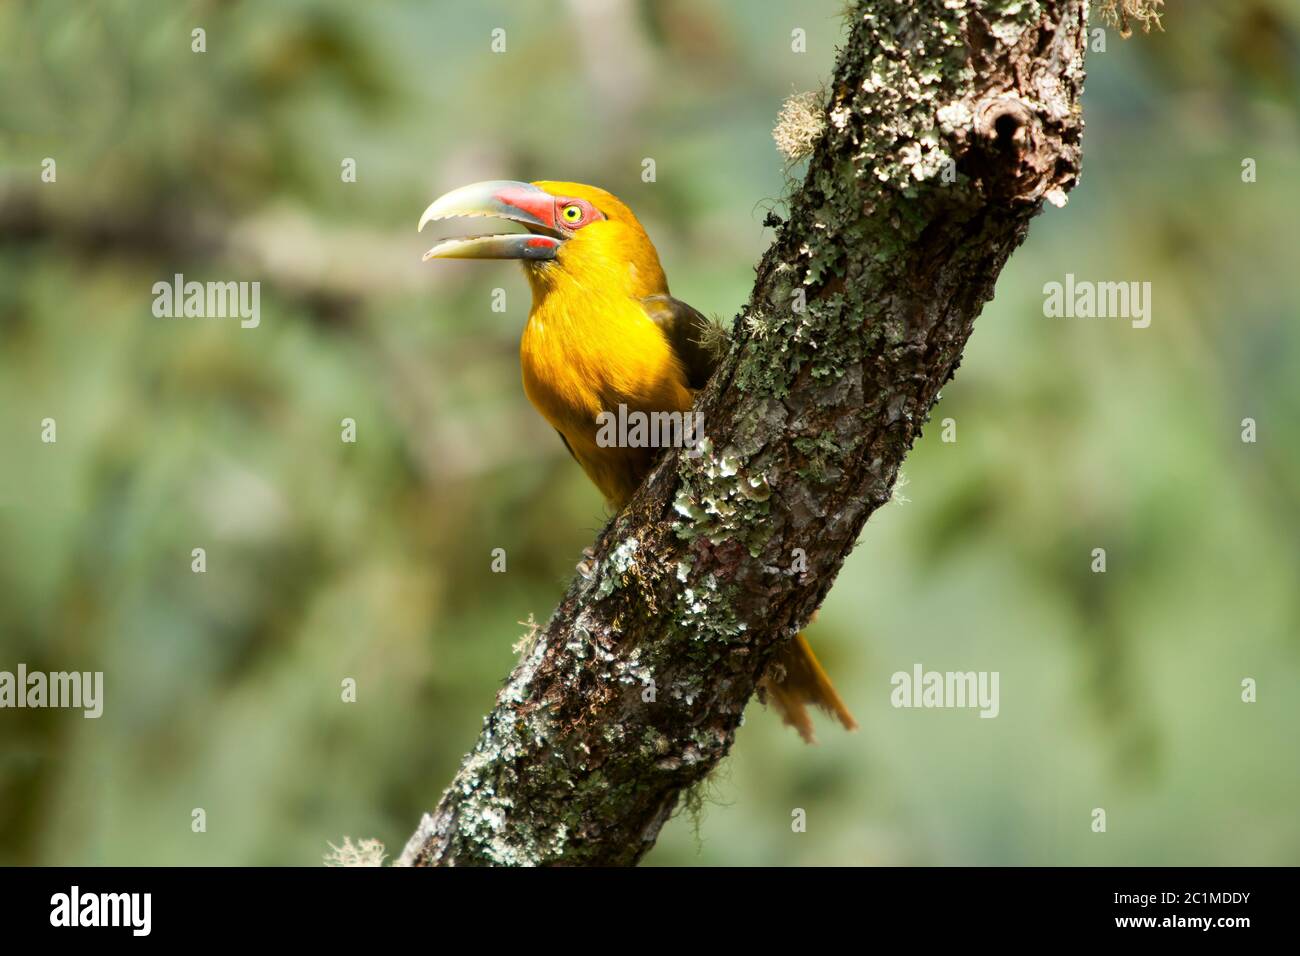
673 576 748 647
613 646 657 698
324 836 387 867
794 431 853 483
773 90 826 162
844 3 974 192
641 728 672 757
443 739 576 866
672 443 775 557
592 537 640 601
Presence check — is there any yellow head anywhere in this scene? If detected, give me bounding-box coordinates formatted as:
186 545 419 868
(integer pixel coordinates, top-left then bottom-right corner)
418 180 668 300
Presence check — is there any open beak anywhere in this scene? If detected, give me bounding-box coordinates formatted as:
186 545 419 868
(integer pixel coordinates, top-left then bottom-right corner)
419 180 562 261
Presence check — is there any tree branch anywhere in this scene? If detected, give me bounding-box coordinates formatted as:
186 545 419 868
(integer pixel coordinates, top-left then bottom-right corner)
399 0 1087 866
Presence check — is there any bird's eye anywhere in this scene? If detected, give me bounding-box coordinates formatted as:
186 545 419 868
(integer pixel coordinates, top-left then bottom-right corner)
561 204 583 225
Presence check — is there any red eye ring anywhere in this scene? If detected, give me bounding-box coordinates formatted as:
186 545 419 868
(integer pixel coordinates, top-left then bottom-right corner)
551 197 605 231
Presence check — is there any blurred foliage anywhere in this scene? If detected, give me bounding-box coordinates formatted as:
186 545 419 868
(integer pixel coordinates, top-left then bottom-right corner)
1 0 1297 866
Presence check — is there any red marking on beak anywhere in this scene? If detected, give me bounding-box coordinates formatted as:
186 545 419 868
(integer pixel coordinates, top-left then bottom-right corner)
494 184 556 231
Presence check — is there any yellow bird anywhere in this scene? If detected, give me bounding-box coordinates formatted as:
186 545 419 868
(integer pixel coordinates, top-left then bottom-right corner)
420 180 855 742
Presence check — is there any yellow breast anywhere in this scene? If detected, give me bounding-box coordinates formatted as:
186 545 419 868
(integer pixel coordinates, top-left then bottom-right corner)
520 281 693 508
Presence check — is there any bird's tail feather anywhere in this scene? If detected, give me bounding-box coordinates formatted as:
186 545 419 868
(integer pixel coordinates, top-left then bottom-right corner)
760 632 857 744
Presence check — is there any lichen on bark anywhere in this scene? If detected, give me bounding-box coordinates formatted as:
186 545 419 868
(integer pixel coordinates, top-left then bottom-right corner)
399 0 1088 867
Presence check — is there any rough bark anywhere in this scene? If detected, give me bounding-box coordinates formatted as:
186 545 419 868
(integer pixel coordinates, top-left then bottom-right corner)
400 0 1087 867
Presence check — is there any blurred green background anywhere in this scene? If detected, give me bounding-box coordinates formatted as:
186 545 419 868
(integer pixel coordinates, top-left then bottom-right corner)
1 0 1297 866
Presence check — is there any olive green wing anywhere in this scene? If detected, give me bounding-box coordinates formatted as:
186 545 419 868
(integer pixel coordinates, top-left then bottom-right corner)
640 294 724 391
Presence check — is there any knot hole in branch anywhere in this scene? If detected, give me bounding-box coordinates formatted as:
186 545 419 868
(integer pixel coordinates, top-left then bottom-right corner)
958 95 1051 205
991 110 1027 152
975 96 1034 157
